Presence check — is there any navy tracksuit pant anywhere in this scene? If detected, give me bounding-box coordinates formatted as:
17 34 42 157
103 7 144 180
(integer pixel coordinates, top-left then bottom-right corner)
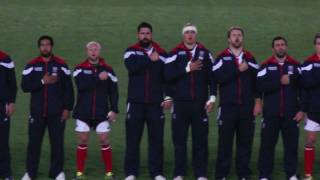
26 114 65 179
258 115 299 179
215 104 255 179
124 102 165 178
0 103 11 178
172 101 209 178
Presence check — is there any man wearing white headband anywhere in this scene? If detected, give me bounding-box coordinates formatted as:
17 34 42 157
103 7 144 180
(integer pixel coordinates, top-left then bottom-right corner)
165 23 216 180
182 24 198 35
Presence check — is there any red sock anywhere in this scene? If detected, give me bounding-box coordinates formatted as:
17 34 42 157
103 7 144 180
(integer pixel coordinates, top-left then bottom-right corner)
304 146 315 176
101 144 113 173
76 144 88 173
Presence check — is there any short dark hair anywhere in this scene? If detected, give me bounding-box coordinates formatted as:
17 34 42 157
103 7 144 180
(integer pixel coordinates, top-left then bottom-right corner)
137 22 153 33
227 26 244 38
38 35 54 47
272 36 288 47
313 33 320 45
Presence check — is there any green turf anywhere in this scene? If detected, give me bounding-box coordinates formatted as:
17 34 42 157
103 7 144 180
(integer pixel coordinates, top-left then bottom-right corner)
1 0 320 179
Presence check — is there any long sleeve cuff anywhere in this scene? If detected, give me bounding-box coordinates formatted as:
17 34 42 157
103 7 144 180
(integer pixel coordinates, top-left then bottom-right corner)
206 95 216 105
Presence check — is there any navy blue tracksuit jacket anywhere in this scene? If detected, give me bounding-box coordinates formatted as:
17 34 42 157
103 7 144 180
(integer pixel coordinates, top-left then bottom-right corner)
165 42 216 101
21 55 74 117
212 48 259 179
165 42 215 178
300 54 320 124
256 56 302 179
123 41 168 178
124 42 169 103
21 55 74 178
73 58 119 123
0 51 17 178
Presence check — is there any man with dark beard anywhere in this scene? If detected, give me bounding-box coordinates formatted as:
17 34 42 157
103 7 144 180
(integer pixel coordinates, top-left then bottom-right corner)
123 22 171 180
212 27 260 180
256 37 303 180
21 35 74 180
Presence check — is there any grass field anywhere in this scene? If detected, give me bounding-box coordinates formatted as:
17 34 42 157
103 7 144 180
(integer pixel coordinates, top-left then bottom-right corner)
1 0 320 179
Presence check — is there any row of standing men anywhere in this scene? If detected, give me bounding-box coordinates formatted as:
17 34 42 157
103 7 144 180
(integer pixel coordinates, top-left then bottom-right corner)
0 22 320 180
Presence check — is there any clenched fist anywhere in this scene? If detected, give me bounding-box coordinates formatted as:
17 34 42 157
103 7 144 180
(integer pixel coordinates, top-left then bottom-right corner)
149 51 160 62
99 71 109 80
42 73 58 85
281 75 290 85
238 62 249 72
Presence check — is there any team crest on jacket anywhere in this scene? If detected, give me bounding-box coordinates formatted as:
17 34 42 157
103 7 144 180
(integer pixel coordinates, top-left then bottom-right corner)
178 51 186 55
268 66 277 71
52 66 58 74
288 65 294 74
83 70 92 74
34 67 43 71
136 51 144 56
223 56 232 61
199 51 205 59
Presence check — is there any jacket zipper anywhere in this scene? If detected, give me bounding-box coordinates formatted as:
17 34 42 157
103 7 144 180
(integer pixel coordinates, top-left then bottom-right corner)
145 70 150 103
92 68 97 119
188 51 195 100
279 65 284 116
190 72 195 100
235 57 242 104
237 77 242 104
43 62 48 117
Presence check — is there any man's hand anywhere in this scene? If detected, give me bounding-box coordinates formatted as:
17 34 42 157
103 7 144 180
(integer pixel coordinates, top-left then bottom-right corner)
281 75 290 85
99 71 109 80
293 111 305 122
253 99 262 117
107 111 118 122
188 60 203 72
205 102 215 113
5 103 15 117
149 51 160 62
161 100 173 110
42 73 57 85
238 62 249 72
61 109 70 121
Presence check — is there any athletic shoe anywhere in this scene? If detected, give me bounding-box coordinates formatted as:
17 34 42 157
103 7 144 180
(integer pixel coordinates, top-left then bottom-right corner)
105 172 117 180
173 176 183 180
21 173 31 180
197 177 207 180
289 175 299 180
4 176 14 180
304 175 313 180
124 175 136 180
55 172 66 180
74 171 85 180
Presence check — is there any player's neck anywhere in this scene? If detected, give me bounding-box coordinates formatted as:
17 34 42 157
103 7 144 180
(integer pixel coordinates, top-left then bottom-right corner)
229 46 243 57
146 44 153 49
41 55 52 62
316 52 320 58
88 58 99 65
184 42 196 50
275 55 287 63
